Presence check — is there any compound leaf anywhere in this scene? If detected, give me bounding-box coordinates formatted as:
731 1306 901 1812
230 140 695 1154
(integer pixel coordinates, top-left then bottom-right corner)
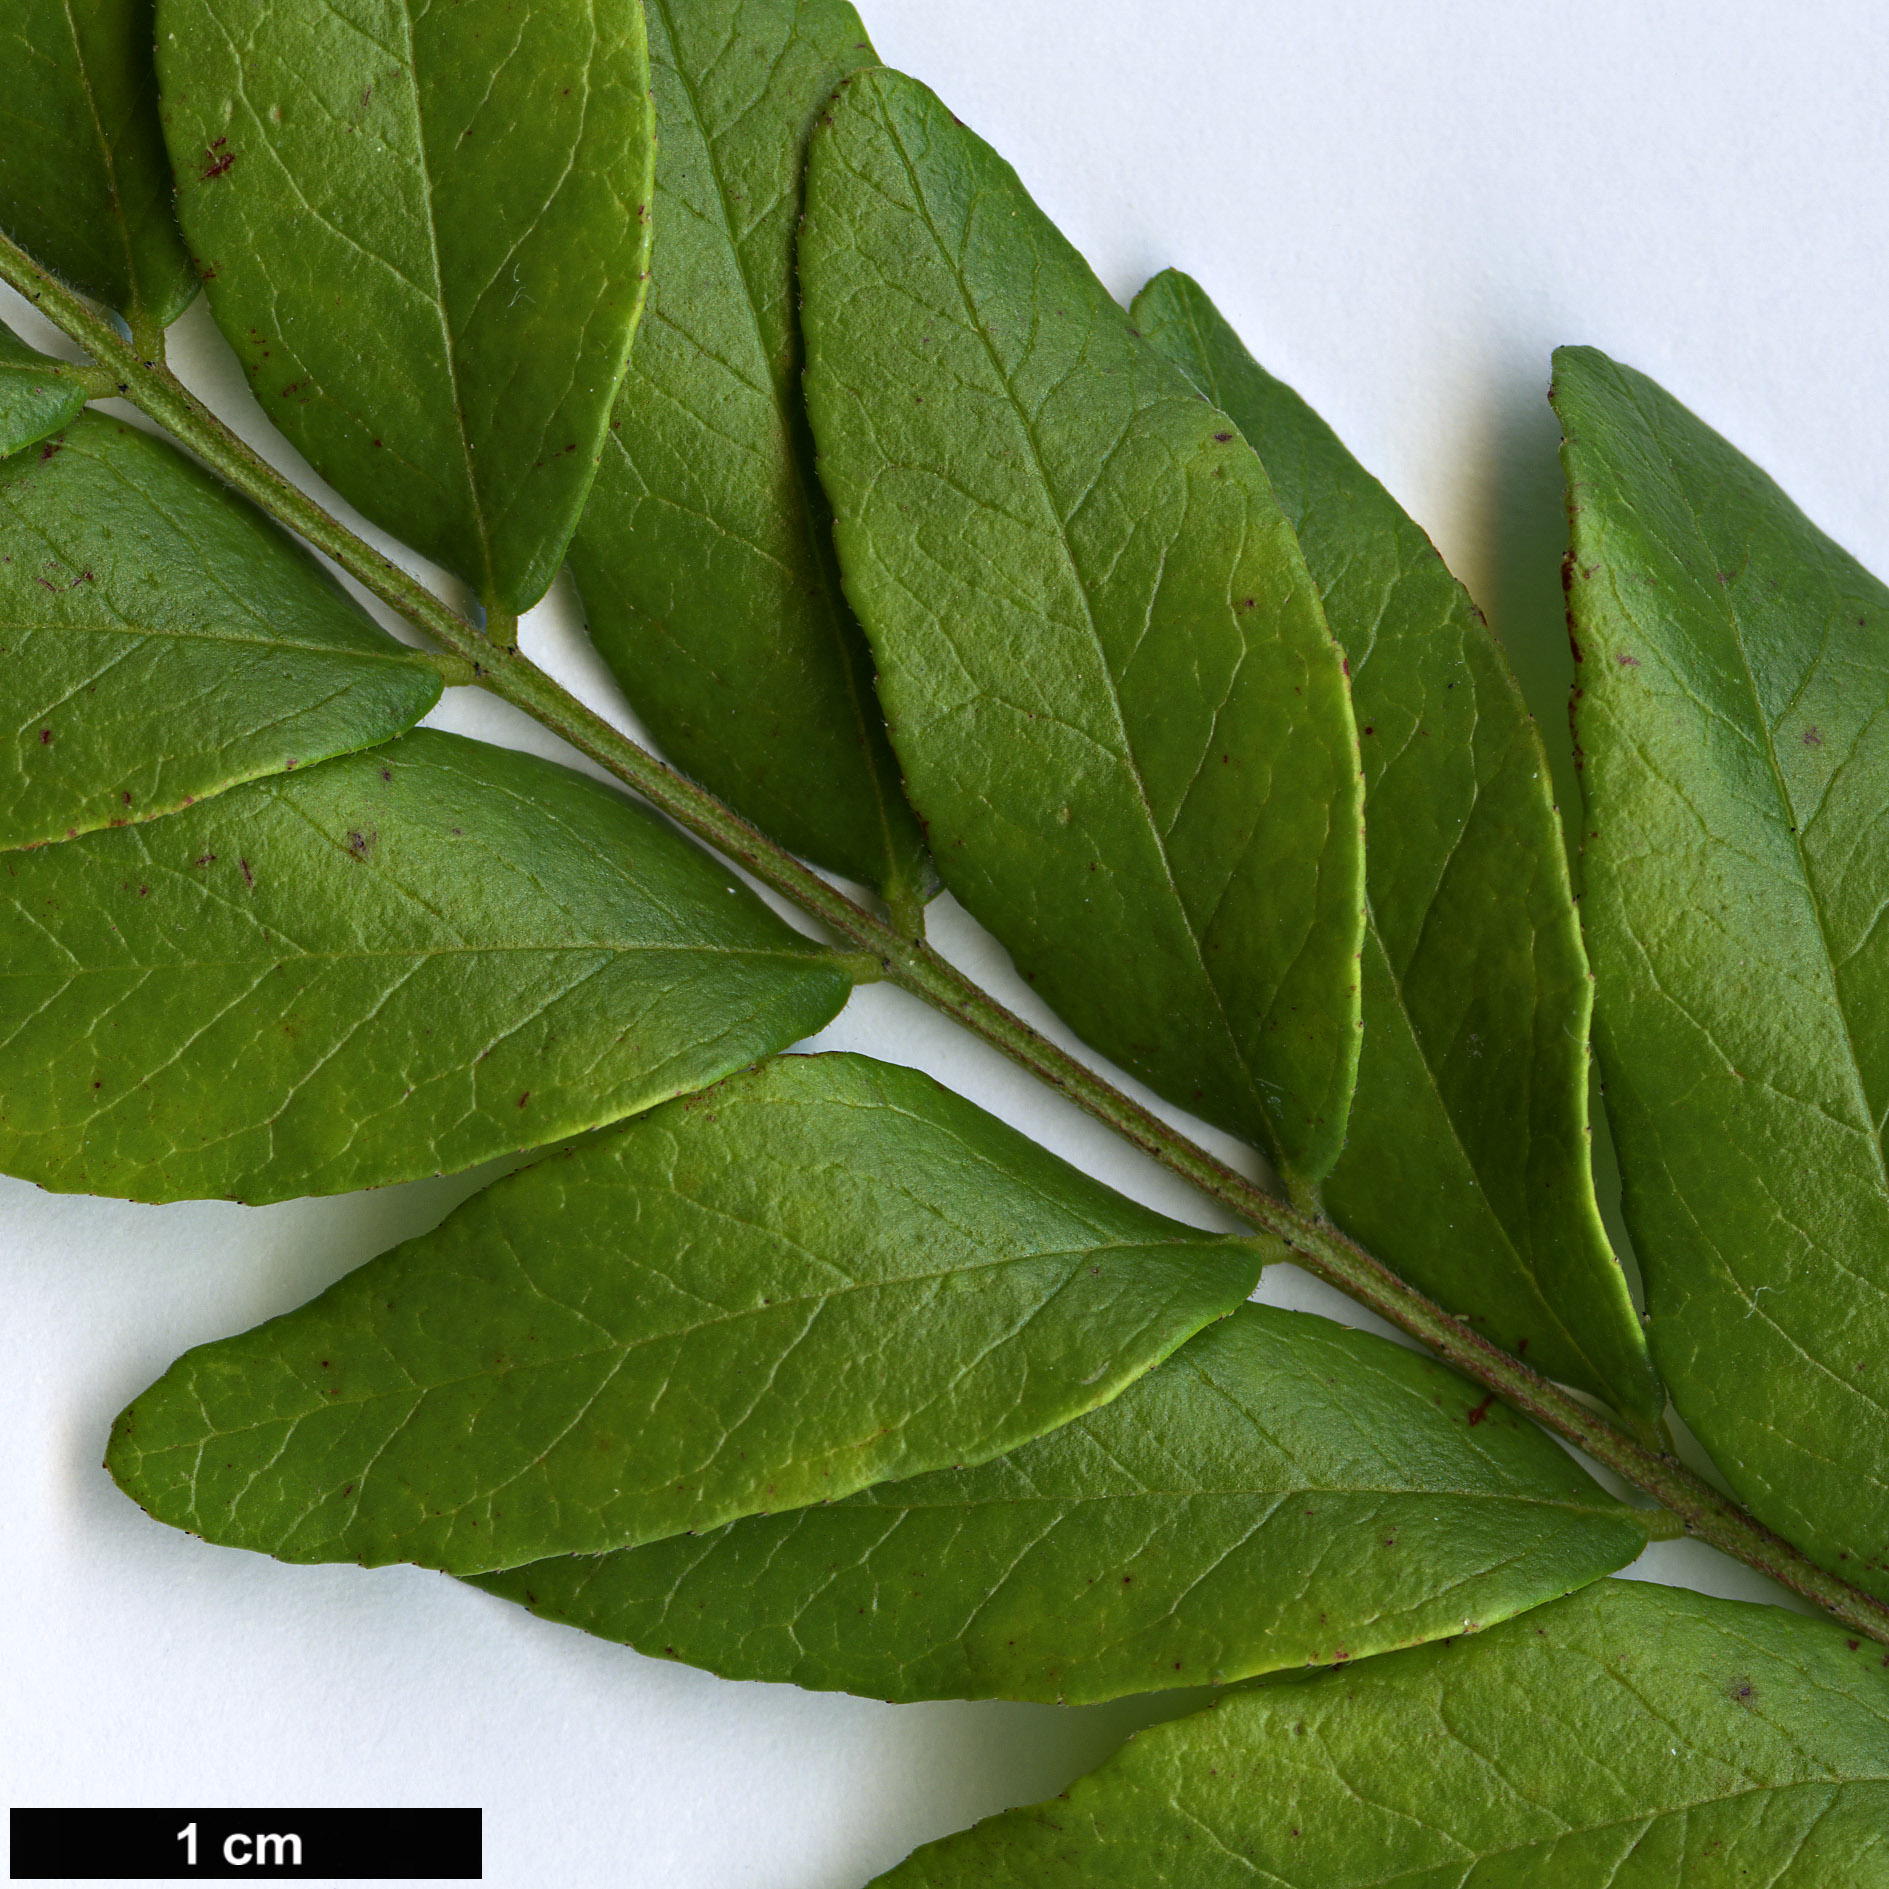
108 1052 1264 1574
871 1581 1889 1886
570 0 930 903
1557 346 1889 1599
799 69 1364 1186
0 324 87 458
476 1301 1648 1704
0 0 197 327
1 411 440 851
155 0 655 613
0 728 851 1202
1134 271 1659 1429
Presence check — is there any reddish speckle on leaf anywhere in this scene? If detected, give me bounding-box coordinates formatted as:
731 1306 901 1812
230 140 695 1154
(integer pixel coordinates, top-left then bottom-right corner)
38 729 51 745
1213 431 1234 443
200 137 235 181
239 858 254 887
1617 652 1640 666
1466 1393 1496 1427
517 1091 531 1109
193 853 216 868
1804 726 1824 747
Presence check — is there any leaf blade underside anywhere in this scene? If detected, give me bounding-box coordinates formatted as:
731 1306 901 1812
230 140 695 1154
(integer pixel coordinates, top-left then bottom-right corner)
108 1052 1264 1574
1133 272 1658 1427
1557 345 1889 1599
870 1582 1889 1886
570 0 929 901
0 325 88 459
0 412 440 851
799 68 1365 1186
0 728 851 1202
476 1300 1647 1705
156 0 655 611
0 0 197 326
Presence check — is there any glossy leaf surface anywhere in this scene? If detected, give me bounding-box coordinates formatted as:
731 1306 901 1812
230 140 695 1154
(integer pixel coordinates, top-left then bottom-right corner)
799 69 1365 1184
476 1301 1646 1704
0 325 86 458
872 1581 1889 1886
0 413 440 851
1135 272 1658 1427
0 0 197 326
1557 346 1889 1598
109 1052 1263 1574
156 0 655 612
570 0 929 902
0 728 850 1203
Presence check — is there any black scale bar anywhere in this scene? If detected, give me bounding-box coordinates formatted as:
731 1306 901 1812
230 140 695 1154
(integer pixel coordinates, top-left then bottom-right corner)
9 1809 481 1880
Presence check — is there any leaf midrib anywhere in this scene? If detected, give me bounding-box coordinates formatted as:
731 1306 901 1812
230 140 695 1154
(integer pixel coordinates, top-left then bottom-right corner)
840 1485 1631 1516
1341 1774 1882 1882
1361 904 1616 1395
58 0 137 317
636 1 910 884
0 618 422 659
394 0 494 602
140 1234 1200 1458
0 941 829 973
865 89 1268 1134
1643 384 1889 1206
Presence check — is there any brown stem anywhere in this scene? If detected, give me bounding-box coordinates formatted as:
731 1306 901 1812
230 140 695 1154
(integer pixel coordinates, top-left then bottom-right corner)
8 230 1887 1648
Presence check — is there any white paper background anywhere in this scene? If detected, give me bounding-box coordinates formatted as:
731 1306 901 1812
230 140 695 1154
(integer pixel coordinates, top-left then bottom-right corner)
7 2 1888 1882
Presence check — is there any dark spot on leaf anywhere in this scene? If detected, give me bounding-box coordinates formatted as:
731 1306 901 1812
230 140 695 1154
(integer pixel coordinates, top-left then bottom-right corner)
193 853 215 868
1616 652 1640 666
517 1091 530 1108
1213 432 1233 443
1466 1393 1496 1427
1803 726 1823 747
200 138 235 181
38 729 51 744
239 858 254 887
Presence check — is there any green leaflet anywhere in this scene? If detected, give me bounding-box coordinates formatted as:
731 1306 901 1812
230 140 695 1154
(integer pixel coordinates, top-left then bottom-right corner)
1557 347 1889 1600
0 412 440 851
475 1301 1647 1705
0 0 197 327
570 0 930 905
1133 273 1659 1429
0 728 849 1203
0 324 87 458
108 1052 1263 1575
155 0 655 614
799 70 1364 1186
871 1582 1889 1886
